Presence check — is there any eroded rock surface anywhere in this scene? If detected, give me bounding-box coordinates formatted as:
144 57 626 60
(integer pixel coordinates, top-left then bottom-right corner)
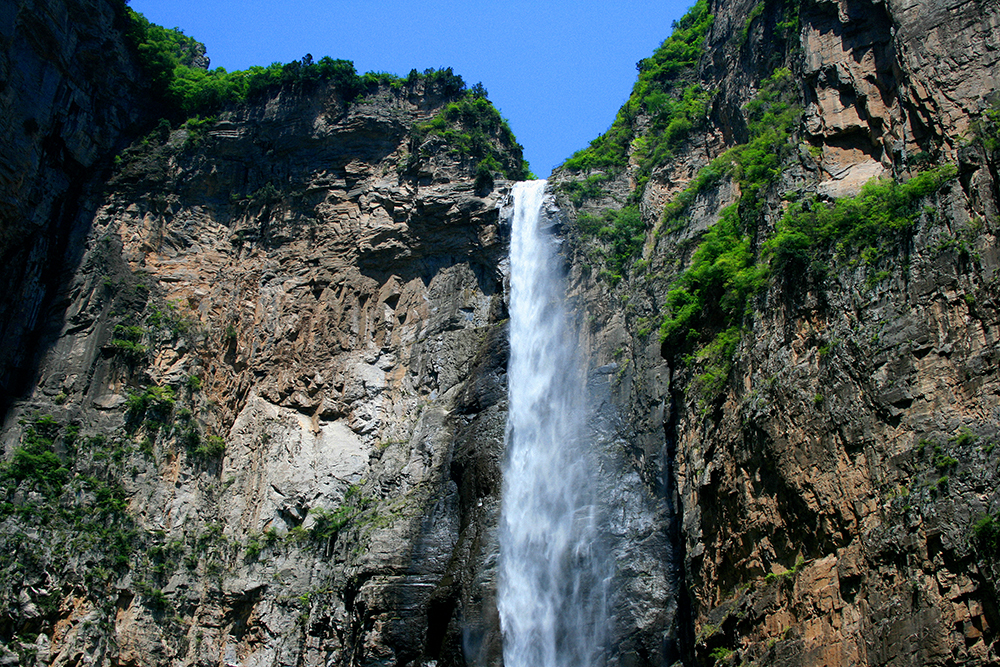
3 0 1000 665
0 0 148 405
552 0 1000 664
0 60 513 665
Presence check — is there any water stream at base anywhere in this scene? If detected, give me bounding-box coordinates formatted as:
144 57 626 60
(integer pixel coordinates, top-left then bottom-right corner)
498 180 611 667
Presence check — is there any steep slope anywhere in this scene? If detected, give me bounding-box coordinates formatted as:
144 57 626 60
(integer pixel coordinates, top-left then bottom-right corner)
0 0 149 411
4 0 1000 665
552 0 1000 664
0 5 524 665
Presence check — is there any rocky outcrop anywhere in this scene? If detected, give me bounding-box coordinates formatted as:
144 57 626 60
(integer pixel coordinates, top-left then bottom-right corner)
0 46 518 664
552 0 1000 664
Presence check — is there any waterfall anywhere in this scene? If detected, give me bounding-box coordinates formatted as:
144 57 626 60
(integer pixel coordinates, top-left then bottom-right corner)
499 180 611 667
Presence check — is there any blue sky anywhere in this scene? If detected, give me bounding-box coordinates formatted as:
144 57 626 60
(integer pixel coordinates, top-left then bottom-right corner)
130 0 693 177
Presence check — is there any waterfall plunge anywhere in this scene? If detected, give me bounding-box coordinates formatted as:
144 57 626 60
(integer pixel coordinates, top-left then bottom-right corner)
499 180 611 667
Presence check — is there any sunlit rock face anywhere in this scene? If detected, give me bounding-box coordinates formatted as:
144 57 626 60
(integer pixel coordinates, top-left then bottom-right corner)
2 0 1000 664
550 0 1000 664
0 25 515 662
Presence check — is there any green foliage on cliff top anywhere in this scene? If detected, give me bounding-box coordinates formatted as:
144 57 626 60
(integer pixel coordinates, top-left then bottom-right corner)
562 0 713 175
125 9 205 94
559 0 713 286
125 10 529 176
413 92 529 181
126 9 465 118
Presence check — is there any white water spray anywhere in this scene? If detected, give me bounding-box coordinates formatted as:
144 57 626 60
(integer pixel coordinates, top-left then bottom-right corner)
499 180 610 667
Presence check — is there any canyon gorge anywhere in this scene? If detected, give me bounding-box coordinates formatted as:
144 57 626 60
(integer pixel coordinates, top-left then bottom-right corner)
1 0 999 665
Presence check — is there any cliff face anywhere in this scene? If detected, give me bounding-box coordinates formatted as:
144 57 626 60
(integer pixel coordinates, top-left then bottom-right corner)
3 0 1000 665
0 28 516 663
0 0 148 407
553 0 1000 664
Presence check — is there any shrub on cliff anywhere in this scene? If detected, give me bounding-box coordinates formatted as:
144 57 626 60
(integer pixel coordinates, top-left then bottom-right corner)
0 415 70 500
973 512 1000 558
970 102 1000 153
660 204 766 352
766 164 958 275
124 10 476 122
411 91 529 181
562 0 713 175
110 323 147 362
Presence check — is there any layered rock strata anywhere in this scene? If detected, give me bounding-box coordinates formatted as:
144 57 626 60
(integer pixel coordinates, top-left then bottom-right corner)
0 64 515 665
552 0 1000 664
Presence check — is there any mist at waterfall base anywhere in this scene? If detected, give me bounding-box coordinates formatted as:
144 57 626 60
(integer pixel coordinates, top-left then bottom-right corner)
499 181 613 667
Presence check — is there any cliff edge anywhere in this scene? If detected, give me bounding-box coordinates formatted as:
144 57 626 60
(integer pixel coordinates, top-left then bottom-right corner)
553 0 1000 663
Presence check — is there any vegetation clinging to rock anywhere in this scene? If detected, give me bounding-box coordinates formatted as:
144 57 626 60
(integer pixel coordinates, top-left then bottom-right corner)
126 9 468 119
411 91 530 182
660 68 801 358
558 0 715 286
562 0 714 176
657 66 957 412
123 9 531 182
766 164 959 276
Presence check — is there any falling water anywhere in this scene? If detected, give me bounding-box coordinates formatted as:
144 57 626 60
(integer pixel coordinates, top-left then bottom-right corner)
499 180 610 667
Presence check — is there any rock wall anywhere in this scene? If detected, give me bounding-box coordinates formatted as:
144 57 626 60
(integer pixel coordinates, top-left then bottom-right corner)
0 52 516 665
0 0 148 406
3 0 1000 664
552 0 1000 664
